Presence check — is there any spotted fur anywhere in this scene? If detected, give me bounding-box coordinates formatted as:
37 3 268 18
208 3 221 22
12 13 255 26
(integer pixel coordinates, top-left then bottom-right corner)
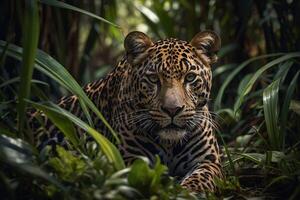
31 31 222 193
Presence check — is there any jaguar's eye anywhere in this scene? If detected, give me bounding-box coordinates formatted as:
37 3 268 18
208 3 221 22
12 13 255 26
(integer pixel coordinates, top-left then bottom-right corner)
185 73 197 83
147 74 159 84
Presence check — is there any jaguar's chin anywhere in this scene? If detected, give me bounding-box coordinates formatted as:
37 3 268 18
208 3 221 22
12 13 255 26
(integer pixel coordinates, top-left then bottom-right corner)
158 126 187 142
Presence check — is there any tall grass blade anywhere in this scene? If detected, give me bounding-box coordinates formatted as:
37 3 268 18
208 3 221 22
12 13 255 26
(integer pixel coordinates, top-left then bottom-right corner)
214 54 282 111
233 152 263 164
237 74 252 96
39 0 121 28
234 52 300 114
28 100 125 170
0 41 119 144
78 98 94 128
215 130 236 176
18 0 39 140
263 79 280 150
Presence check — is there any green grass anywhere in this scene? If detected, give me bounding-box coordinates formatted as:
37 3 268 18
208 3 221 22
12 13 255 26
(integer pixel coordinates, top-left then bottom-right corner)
1 0 300 199
0 41 119 144
234 53 300 115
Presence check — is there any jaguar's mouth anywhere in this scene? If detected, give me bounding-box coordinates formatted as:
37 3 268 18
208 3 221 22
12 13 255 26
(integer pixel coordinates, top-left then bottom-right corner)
158 123 187 142
163 123 183 130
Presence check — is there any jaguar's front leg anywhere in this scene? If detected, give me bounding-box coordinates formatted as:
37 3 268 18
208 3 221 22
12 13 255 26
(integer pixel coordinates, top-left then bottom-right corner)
179 131 223 193
180 162 222 192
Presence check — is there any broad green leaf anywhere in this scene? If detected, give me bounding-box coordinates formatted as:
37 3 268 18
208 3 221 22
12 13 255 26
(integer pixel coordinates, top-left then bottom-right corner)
30 102 79 148
18 0 40 139
48 146 86 181
150 156 167 192
234 52 300 114
39 0 120 28
128 159 151 195
263 79 281 150
28 100 125 170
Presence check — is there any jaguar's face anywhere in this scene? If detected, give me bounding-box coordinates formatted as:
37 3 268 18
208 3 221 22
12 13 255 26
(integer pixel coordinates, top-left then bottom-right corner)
124 31 220 142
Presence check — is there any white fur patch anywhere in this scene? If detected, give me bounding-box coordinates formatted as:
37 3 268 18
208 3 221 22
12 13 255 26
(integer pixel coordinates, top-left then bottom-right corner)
158 129 187 142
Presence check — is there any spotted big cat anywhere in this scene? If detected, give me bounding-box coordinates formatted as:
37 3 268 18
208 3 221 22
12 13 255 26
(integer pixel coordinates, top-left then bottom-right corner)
32 31 223 192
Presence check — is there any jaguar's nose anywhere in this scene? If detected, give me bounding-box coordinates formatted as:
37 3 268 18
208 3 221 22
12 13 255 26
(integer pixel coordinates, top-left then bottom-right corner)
161 105 184 117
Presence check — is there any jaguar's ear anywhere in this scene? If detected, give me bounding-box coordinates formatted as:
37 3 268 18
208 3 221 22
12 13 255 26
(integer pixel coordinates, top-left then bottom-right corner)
190 31 221 65
124 31 153 65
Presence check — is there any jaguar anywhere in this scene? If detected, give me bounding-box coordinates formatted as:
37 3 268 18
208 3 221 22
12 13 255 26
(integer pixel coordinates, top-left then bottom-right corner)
31 31 222 193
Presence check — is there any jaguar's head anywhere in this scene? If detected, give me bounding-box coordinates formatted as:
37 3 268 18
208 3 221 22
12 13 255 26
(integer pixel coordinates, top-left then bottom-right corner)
124 31 220 142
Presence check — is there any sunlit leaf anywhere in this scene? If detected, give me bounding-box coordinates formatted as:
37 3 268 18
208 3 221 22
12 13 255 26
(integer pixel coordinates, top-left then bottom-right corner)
48 146 86 181
263 79 281 150
28 100 125 170
30 101 79 149
128 159 151 196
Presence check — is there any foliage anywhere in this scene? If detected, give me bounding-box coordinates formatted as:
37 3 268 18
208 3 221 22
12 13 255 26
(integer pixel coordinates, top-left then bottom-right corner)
1 0 300 199
0 135 194 199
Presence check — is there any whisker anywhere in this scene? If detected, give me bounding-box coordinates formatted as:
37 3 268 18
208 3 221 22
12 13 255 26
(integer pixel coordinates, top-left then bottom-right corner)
195 110 224 124
192 113 221 132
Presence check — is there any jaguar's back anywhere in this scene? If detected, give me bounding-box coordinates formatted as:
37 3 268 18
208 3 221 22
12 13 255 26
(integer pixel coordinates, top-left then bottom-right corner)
32 31 222 193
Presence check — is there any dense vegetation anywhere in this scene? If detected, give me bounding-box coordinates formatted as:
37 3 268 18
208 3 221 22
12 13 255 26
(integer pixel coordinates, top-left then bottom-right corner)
0 0 300 199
